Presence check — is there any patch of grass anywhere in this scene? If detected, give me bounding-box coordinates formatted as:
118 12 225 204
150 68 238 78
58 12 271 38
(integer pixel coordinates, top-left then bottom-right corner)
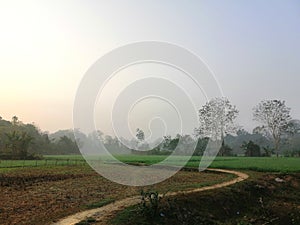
75 217 96 225
110 205 150 225
85 198 115 209
45 155 85 160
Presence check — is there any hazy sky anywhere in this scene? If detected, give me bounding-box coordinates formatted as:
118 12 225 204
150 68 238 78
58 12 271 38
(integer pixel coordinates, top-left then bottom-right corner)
0 0 299 136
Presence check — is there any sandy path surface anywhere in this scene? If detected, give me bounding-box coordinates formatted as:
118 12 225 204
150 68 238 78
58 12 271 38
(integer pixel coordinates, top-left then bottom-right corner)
53 169 249 225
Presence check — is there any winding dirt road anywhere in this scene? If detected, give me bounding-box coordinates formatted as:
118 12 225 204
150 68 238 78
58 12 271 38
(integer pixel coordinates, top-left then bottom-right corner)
53 169 249 225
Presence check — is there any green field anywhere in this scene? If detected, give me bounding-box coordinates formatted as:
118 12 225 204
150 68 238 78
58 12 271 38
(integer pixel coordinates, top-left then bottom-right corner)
0 156 85 168
46 155 300 173
1 155 299 172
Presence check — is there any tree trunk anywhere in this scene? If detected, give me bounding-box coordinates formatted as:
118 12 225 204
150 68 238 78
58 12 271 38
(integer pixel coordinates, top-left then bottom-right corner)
275 139 280 158
220 132 225 156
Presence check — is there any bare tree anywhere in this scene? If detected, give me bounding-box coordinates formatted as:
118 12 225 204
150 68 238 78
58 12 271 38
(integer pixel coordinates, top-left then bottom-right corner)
196 97 239 139
195 97 239 156
253 99 294 157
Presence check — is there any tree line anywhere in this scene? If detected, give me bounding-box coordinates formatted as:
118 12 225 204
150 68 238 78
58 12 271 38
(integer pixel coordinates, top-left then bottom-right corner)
0 98 300 158
133 98 300 157
0 116 79 159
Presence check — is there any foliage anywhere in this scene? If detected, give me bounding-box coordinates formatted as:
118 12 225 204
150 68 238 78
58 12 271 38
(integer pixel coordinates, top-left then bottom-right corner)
218 143 233 156
1 99 299 158
241 141 261 157
5 131 34 159
0 117 80 157
225 129 272 156
194 137 209 156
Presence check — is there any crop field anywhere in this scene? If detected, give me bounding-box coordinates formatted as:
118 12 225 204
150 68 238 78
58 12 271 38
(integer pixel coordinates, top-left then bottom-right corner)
1 155 299 173
0 158 85 168
46 155 300 172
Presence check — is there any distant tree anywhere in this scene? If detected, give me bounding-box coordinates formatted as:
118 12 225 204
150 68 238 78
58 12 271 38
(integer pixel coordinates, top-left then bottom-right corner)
176 135 195 155
195 97 239 156
160 135 171 151
164 135 180 151
18 132 34 159
56 135 79 154
136 128 145 142
11 116 19 126
5 131 33 159
104 135 114 146
236 129 249 136
88 130 104 142
218 144 233 156
194 137 209 156
262 146 274 157
253 100 295 157
288 120 300 134
241 141 261 157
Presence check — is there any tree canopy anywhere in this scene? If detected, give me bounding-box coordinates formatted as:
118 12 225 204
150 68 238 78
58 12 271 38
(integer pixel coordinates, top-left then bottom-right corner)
253 100 295 156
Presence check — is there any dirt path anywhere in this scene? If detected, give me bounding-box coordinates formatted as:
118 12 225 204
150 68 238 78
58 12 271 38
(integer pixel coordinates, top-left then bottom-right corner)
53 169 249 225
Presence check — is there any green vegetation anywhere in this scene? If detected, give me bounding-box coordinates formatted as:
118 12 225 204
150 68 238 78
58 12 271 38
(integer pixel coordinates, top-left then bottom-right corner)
113 155 300 172
0 158 86 168
43 155 300 173
85 198 115 209
241 141 261 157
0 116 80 159
110 205 140 225
45 155 85 160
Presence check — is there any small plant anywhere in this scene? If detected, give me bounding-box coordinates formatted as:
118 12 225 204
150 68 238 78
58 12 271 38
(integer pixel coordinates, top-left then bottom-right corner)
140 190 162 218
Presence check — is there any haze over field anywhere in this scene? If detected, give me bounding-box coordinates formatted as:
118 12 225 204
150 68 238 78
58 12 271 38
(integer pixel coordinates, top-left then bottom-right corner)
0 0 299 137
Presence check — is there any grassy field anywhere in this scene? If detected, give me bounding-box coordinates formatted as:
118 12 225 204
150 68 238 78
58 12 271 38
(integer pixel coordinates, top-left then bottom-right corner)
0 157 85 168
111 155 300 172
44 155 300 173
0 155 299 172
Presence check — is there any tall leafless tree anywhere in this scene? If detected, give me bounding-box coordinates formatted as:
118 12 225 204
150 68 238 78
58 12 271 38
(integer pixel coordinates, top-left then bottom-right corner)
253 99 295 157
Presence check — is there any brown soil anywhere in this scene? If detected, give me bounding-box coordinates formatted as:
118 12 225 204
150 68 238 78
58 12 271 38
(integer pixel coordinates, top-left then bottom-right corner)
54 169 248 225
0 165 231 225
